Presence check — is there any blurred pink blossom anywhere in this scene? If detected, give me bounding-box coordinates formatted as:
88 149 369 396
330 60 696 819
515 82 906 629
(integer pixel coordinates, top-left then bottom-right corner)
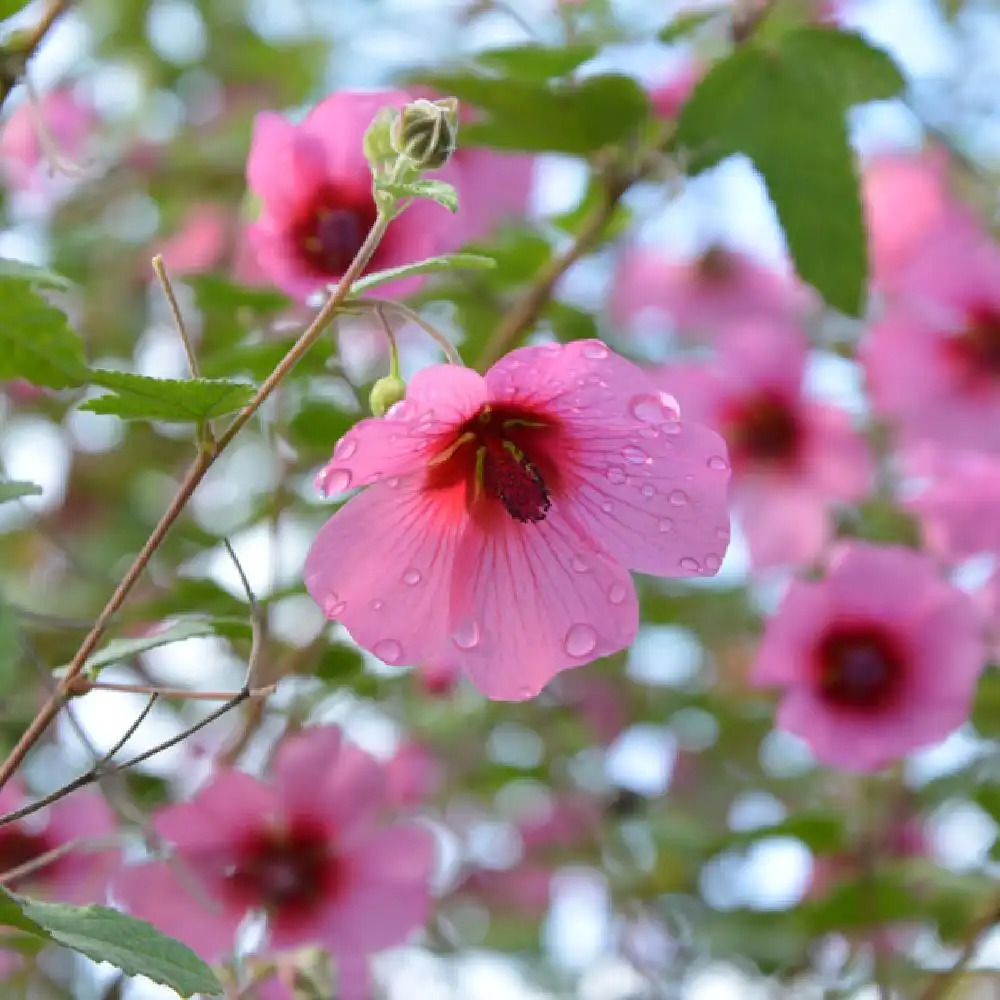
664 319 870 569
752 542 984 771
245 90 456 299
304 340 730 700
154 204 230 275
863 222 1000 453
0 89 94 192
610 245 810 340
0 778 118 904
114 726 435 965
385 742 443 808
649 61 701 120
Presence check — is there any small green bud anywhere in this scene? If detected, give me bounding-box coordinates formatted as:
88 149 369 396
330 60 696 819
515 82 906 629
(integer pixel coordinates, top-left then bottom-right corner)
391 97 459 170
363 106 399 172
369 374 407 417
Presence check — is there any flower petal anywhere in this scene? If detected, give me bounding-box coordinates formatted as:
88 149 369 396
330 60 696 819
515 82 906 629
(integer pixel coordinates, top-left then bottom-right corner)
448 512 638 700
247 112 327 218
305 476 464 667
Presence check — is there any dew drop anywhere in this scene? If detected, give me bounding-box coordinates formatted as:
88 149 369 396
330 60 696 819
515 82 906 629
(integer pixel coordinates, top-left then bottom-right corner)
402 567 422 586
564 623 598 658
600 500 614 514
707 454 729 471
582 341 609 360
628 392 679 425
638 426 659 440
452 620 481 650
658 518 674 533
369 598 385 611
641 484 656 499
570 555 589 573
668 489 688 506
374 639 403 664
679 556 701 573
386 476 400 489
606 465 627 485
608 583 628 605
622 444 648 465
704 553 722 572
323 594 346 617
540 343 561 358
386 401 411 421
321 468 352 495
661 421 682 436
334 437 357 461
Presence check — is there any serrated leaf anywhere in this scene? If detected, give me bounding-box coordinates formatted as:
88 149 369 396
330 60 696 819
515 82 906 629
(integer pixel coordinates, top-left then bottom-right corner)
0 279 88 388
382 178 459 213
347 253 496 296
0 888 221 997
62 617 246 677
81 371 255 422
0 480 42 503
674 28 905 316
0 258 71 288
474 42 598 79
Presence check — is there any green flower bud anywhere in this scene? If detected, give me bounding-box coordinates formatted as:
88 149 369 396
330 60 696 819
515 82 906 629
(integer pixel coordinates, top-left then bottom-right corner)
390 97 459 170
369 373 407 417
363 106 400 172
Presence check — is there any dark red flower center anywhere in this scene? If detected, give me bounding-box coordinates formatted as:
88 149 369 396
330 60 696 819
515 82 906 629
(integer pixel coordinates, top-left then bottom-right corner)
949 305 1000 381
813 623 905 711
426 405 559 523
723 392 802 468
226 819 339 915
292 184 379 278
0 828 50 889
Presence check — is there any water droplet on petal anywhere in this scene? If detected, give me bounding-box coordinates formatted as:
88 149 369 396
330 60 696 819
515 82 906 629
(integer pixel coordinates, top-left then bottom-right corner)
386 401 411 421
622 444 648 465
607 465 627 485
386 476 400 489
570 556 588 573
452 620 481 650
369 598 385 611
374 639 403 664
704 553 722 572
608 583 628 605
668 489 688 506
679 556 701 573
323 594 346 617
582 342 609 360
658 518 674 533
540 344 561 358
320 468 352 495
661 421 682 436
517 684 535 698
638 426 658 440
402 567 422 586
564 623 598 658
707 454 729 471
716 526 730 541
334 437 357 461
641 484 656 499
601 500 614 513
628 392 679 425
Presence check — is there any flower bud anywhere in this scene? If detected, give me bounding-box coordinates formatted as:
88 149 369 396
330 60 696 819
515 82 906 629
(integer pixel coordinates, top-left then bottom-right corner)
369 374 407 417
363 106 399 172
391 98 459 170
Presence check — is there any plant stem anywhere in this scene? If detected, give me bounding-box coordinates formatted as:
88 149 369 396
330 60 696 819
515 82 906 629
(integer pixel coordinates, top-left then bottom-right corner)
0 0 73 110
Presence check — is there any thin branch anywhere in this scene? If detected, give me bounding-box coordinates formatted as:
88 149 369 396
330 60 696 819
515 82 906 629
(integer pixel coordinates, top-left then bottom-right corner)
0 211 392 793
222 536 265 691
363 298 464 365
0 834 118 886
152 254 200 379
82 679 274 701
0 0 73 111
918 896 1000 1000
102 694 159 761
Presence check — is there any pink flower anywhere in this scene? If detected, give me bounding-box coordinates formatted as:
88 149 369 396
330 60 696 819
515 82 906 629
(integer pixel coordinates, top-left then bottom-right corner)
752 542 985 771
862 222 1000 453
114 727 435 964
664 319 871 569
861 150 977 293
154 204 230 276
649 61 701 120
0 89 94 192
0 779 118 904
245 90 456 299
385 742 442 808
610 245 810 341
902 445 1000 562
304 340 731 700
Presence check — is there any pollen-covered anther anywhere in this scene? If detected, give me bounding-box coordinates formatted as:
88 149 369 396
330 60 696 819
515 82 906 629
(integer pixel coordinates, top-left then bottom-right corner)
483 439 551 523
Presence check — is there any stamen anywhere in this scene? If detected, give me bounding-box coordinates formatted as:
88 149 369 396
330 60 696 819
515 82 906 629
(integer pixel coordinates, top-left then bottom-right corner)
483 439 551 523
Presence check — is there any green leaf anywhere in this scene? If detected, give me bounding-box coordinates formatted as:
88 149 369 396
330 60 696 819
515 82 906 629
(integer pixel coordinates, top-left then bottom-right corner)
0 480 42 503
972 668 1000 739
474 42 599 80
0 888 222 997
0 259 71 289
81 371 255 422
658 9 721 43
674 28 906 316
382 178 459 213
62 617 245 677
347 253 496 296
0 2 31 22
0 279 89 388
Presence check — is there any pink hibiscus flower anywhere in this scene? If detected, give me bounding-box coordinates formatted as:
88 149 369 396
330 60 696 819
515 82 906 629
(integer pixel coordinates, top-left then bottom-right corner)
902 445 1000 563
114 726 435 965
610 245 810 341
304 340 731 700
863 222 1000 452
752 542 985 772
385 742 443 808
664 319 871 569
154 203 230 276
245 90 457 299
0 779 118 904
